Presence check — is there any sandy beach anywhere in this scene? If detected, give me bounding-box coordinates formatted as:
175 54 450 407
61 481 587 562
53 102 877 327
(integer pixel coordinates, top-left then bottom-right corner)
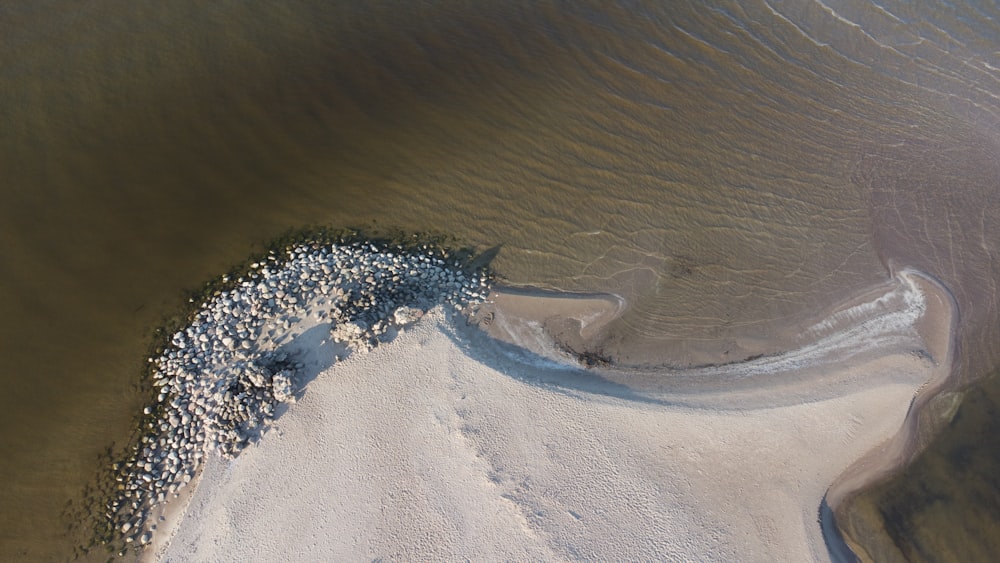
152 269 953 562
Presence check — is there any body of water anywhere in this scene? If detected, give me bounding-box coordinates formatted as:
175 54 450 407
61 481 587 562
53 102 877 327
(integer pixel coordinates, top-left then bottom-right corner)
0 1 997 560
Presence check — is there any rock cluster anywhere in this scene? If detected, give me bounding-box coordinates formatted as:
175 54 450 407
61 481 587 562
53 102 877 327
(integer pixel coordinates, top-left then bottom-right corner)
106 240 490 549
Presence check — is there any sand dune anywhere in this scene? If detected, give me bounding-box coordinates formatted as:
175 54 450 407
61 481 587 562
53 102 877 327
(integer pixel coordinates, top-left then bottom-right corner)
155 269 952 562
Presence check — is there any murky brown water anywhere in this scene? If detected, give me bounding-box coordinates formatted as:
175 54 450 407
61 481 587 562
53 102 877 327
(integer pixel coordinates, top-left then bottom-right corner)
838 369 1000 562
0 1 997 560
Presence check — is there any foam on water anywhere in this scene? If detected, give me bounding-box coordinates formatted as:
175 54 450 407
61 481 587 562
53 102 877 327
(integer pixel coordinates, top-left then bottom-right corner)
688 269 930 380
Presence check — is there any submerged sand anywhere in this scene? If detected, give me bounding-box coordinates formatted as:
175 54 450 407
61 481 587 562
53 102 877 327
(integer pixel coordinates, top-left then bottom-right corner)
153 269 953 562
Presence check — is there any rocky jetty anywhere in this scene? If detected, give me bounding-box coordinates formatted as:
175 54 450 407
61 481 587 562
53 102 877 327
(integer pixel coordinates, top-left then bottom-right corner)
104 239 491 551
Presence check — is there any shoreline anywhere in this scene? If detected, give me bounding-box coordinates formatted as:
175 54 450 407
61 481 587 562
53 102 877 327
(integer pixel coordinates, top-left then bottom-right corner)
151 266 951 561
824 270 960 560
825 270 958 507
478 270 939 409
94 236 491 558
481 270 961 561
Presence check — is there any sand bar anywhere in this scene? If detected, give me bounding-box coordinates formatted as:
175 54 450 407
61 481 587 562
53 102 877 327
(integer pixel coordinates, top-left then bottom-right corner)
154 268 952 562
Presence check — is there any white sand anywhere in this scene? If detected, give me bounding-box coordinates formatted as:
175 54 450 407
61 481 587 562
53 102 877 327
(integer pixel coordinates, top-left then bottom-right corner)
156 271 951 562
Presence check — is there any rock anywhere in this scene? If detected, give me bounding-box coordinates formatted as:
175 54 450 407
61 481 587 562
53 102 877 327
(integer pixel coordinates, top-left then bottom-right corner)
394 306 422 325
109 239 491 547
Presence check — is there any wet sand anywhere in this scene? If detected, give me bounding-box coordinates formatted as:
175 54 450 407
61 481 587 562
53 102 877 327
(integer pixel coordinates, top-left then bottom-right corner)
826 272 958 509
152 268 953 562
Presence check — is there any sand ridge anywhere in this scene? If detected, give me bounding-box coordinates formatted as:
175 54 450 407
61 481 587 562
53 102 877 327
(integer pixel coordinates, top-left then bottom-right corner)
155 268 953 562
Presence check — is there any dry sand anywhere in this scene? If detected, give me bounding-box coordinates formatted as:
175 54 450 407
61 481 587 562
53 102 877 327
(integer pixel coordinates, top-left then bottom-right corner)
153 269 952 562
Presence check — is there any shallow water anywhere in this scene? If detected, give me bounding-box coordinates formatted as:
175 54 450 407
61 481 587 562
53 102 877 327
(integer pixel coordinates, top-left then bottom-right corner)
838 370 1000 562
0 1 997 559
